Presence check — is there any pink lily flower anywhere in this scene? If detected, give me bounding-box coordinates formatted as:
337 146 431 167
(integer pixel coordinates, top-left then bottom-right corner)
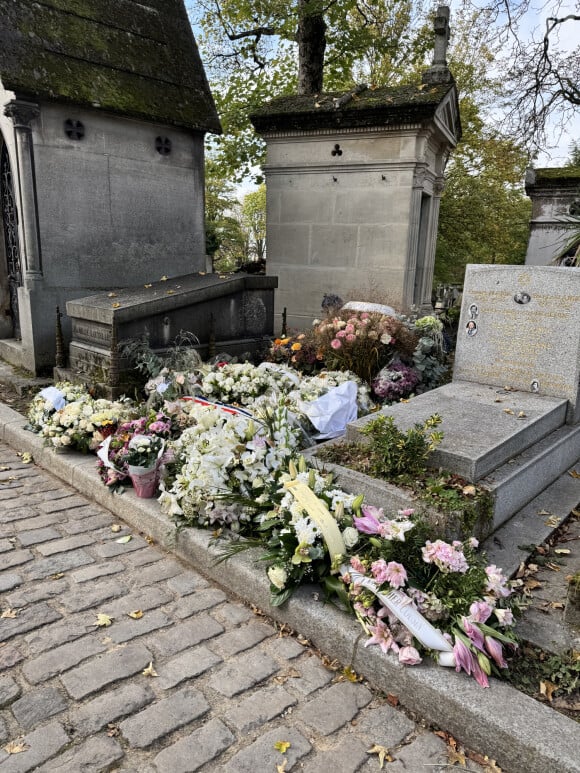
461 618 486 652
484 636 507 669
398 646 422 665
354 505 384 535
452 638 474 676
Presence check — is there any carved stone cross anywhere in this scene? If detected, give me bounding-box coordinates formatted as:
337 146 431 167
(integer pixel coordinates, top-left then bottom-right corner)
432 6 450 66
421 5 452 85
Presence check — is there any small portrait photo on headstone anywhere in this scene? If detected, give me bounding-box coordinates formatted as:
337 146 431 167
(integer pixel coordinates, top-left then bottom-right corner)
530 379 540 393
513 291 531 305
468 303 478 319
465 320 478 337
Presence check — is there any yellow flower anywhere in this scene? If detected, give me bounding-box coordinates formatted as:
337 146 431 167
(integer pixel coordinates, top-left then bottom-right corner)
291 543 312 565
291 342 302 351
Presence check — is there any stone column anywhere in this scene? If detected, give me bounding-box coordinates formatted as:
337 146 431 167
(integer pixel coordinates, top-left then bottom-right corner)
403 166 427 308
3 100 42 284
417 177 445 310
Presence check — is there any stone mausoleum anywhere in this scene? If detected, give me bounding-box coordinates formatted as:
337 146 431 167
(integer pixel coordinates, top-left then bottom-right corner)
0 0 220 373
251 7 461 331
524 166 580 266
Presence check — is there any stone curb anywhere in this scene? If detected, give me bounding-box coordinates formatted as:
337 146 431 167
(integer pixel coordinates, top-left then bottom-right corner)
1 403 579 773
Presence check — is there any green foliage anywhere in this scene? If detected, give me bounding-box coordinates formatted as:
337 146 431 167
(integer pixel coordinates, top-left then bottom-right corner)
434 54 531 285
508 646 580 703
205 158 249 270
120 332 202 380
360 413 443 478
241 184 267 261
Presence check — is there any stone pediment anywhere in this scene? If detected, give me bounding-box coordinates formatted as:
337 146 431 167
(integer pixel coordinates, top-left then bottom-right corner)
433 86 461 145
0 0 220 133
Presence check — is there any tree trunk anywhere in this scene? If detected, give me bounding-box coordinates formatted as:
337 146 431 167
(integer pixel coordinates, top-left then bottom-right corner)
297 0 327 94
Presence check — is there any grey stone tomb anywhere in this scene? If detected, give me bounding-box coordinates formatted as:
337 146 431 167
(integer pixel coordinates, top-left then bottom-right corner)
65 273 277 394
345 265 580 532
0 0 220 373
250 6 461 331
525 167 580 266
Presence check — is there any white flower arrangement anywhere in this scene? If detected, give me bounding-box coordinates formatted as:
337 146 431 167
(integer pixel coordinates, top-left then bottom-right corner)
159 401 301 527
28 386 133 453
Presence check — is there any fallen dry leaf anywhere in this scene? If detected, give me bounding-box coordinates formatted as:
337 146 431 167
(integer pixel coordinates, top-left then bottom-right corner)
524 578 543 592
555 548 571 555
142 662 158 677
115 535 132 544
106 723 120 737
0 609 18 619
159 275 168 281
94 613 113 628
552 694 580 712
20 452 33 464
503 408 514 415
462 484 476 497
144 283 152 288
569 469 580 479
50 572 65 580
199 271 206 275
545 516 561 528
367 744 393 768
386 693 399 707
545 562 561 572
274 741 291 753
517 411 527 419
3 739 29 754
447 746 467 766
127 610 143 620
0 465 10 471
107 292 117 298
111 524 122 533
166 290 175 294
273 667 301 684
539 680 558 701
276 761 287 773
146 535 155 545
537 509 551 516
112 302 120 308
550 601 565 609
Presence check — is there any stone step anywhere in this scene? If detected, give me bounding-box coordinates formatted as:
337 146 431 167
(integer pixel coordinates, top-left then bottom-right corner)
347 381 568 482
480 422 580 530
310 425 580 542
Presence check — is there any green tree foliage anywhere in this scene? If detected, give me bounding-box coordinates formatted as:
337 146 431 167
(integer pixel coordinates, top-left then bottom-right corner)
566 141 580 168
435 55 531 285
194 0 425 180
205 159 248 272
241 184 267 261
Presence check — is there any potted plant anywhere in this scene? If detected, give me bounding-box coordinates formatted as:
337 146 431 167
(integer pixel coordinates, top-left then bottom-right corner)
125 434 165 498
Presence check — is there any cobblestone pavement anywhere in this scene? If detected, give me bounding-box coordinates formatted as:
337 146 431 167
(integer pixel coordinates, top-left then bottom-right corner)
0 442 490 773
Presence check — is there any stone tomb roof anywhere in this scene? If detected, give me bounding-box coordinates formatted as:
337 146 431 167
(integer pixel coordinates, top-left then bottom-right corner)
0 0 221 133
250 82 460 137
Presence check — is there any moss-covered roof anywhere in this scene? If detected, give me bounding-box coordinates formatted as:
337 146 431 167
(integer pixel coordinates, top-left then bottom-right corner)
250 83 454 133
0 0 221 133
533 167 580 185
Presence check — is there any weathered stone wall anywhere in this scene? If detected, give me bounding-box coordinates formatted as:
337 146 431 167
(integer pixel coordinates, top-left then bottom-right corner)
33 102 206 285
525 167 580 266
0 81 208 372
263 127 443 330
